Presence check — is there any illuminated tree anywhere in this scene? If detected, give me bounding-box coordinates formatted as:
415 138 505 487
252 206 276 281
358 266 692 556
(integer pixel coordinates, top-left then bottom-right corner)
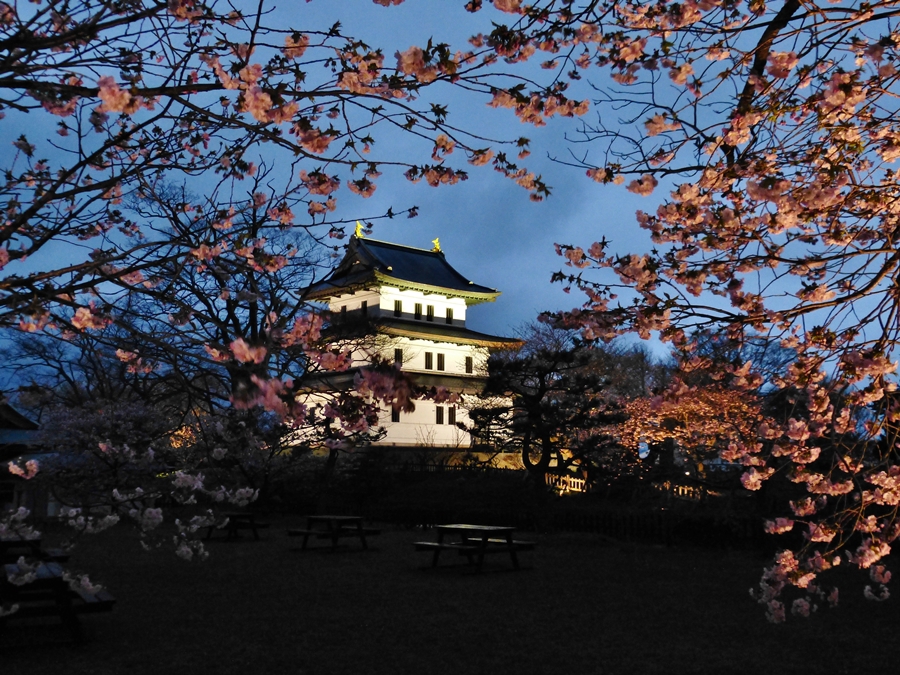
619 384 763 475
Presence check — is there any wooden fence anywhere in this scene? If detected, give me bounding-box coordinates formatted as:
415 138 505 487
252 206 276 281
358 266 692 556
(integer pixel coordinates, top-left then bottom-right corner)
653 480 704 501
545 473 587 493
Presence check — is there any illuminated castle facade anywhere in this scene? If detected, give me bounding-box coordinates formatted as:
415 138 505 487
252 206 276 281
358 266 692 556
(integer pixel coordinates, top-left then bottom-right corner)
303 235 519 447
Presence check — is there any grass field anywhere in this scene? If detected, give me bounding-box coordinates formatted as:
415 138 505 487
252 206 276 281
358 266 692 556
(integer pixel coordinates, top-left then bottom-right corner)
3 516 898 675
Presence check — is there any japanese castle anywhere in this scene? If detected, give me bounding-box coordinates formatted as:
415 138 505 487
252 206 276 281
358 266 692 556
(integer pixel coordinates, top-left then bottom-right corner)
303 233 520 447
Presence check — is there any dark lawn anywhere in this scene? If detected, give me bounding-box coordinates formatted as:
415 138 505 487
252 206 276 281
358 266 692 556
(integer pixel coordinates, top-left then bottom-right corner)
3 517 897 675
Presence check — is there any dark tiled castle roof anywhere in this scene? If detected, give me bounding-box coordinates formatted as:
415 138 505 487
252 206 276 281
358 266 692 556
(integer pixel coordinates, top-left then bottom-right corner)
304 237 499 305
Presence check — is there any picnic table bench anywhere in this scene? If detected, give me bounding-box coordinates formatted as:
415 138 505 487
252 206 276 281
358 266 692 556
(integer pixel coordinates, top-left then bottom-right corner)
0 535 70 565
288 515 380 551
1 562 115 642
205 512 270 541
414 524 535 571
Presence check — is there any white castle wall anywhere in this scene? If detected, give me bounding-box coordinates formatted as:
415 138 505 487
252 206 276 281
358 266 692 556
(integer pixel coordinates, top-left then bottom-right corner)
329 287 468 325
312 285 497 448
377 399 472 447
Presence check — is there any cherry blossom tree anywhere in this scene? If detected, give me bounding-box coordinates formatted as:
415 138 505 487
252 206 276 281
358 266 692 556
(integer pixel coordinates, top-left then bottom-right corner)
473 0 900 619
0 0 586 331
618 383 763 475
8 0 899 621
0 0 594 580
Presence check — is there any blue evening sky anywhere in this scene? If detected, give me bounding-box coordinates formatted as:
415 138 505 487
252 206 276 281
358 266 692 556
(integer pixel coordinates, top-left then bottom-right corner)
0 1 663 345
287 1 660 339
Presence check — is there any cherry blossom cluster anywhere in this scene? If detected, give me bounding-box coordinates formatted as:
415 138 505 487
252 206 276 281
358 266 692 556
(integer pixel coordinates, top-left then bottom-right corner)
537 0 900 619
4 0 568 345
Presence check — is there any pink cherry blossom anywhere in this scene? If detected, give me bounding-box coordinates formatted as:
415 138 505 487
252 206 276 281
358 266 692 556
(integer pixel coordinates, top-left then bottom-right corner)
870 565 892 585
807 523 836 543
618 38 646 63
766 52 799 79
230 338 267 364
468 149 494 166
668 62 694 85
284 34 309 60
741 467 769 491
240 86 273 121
282 314 323 348
7 459 39 480
396 46 438 83
847 538 892 569
766 600 786 624
298 170 340 195
294 127 333 154
310 349 352 371
764 518 795 534
493 0 521 13
626 174 658 196
71 305 110 331
644 114 680 137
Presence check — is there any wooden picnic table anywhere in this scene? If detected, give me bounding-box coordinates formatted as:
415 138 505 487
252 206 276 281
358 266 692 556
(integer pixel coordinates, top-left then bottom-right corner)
414 524 535 571
287 515 380 551
0 533 42 563
0 534 69 564
0 561 115 642
205 512 268 541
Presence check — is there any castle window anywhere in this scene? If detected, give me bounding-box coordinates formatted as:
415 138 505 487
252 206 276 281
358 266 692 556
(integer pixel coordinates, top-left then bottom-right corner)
435 406 444 425
394 300 402 317
445 308 453 324
437 353 445 371
414 303 422 320
448 406 456 425
394 348 403 366
426 305 434 321
361 300 368 315
391 408 401 423
465 356 473 374
424 352 433 370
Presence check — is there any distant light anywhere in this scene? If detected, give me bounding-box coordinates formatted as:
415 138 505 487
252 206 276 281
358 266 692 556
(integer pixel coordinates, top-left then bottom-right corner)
685 471 690 475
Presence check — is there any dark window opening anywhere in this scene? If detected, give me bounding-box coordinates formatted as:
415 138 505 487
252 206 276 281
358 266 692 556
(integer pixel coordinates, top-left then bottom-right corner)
394 348 403 366
426 305 434 322
435 406 444 425
394 300 402 317
414 303 422 320
437 353 445 371
361 300 368 315
465 356 473 374
424 352 433 370
448 406 456 425
391 408 401 423
445 308 453 324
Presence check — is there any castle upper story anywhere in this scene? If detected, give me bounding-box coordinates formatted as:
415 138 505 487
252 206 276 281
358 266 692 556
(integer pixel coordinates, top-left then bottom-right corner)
303 235 519 351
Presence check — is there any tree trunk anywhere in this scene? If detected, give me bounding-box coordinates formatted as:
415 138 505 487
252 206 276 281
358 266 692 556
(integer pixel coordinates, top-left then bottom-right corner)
314 447 341 514
521 428 554 497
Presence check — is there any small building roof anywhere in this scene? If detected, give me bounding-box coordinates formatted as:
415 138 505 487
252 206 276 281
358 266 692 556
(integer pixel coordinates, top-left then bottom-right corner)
0 402 41 464
0 429 40 445
304 236 500 305
0 402 39 430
